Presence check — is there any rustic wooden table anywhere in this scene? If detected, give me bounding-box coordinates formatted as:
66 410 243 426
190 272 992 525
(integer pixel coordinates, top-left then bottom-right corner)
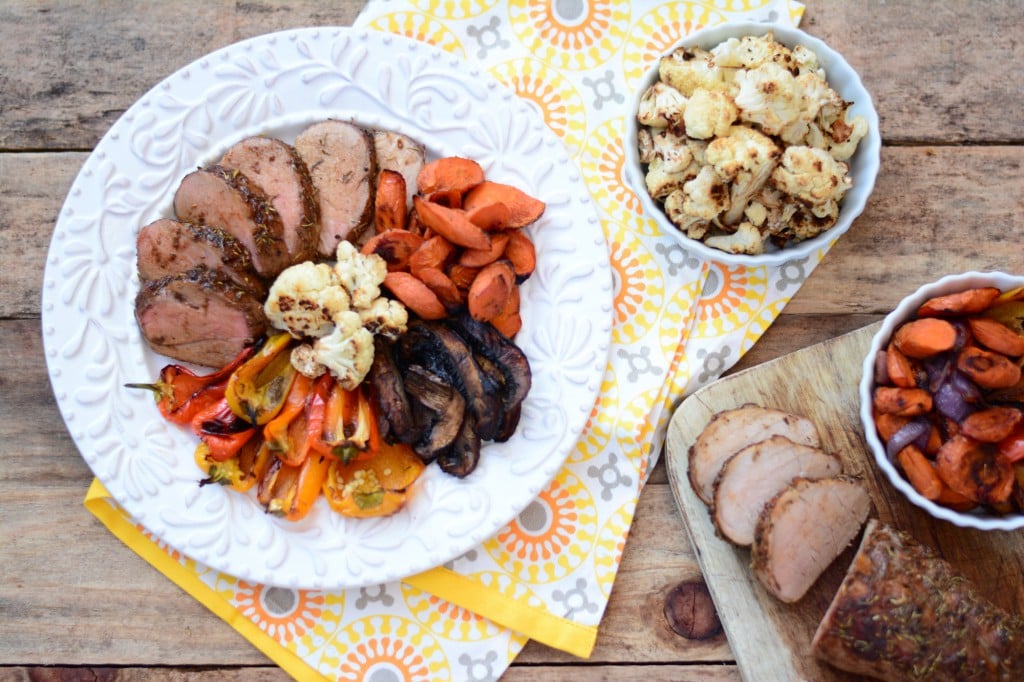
2 1 1022 680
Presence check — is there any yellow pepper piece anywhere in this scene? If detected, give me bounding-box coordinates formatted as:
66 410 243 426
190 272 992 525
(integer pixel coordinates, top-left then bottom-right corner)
321 441 425 518
257 450 332 522
194 438 273 493
225 333 298 425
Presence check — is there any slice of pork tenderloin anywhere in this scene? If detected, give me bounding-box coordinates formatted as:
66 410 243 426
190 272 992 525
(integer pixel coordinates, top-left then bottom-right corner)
712 435 843 546
750 476 870 604
812 519 1024 681
220 136 319 264
135 267 268 368
688 404 821 505
173 165 290 278
135 218 266 297
294 120 376 257
373 129 425 210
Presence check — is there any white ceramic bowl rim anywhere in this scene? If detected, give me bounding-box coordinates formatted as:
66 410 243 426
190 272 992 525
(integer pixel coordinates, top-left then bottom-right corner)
859 271 1024 531
625 20 882 267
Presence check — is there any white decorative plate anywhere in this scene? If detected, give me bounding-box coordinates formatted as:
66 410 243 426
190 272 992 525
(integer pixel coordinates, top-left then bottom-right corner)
42 27 613 590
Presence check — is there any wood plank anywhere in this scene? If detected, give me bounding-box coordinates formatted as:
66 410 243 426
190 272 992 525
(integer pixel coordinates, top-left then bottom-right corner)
2 2 1023 149
7 146 1023 318
664 324 1024 680
1 665 741 681
0 1 366 150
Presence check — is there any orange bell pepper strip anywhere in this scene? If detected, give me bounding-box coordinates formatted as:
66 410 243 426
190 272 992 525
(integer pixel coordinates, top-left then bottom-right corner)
321 440 425 518
125 345 254 425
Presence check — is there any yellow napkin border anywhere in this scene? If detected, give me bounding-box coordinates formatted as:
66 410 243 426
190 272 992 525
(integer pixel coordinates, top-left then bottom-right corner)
85 479 598 669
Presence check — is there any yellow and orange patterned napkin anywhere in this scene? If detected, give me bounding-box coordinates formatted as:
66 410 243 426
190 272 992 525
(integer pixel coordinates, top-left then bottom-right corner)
85 1 828 679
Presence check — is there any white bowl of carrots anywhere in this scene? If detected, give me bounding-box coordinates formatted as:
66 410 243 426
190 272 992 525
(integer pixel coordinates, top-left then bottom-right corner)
860 271 1024 531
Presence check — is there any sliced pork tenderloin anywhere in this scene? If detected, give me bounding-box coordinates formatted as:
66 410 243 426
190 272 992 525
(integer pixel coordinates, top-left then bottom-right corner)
711 435 843 546
220 136 319 265
688 405 821 504
750 476 870 604
173 165 290 278
294 120 376 256
135 268 268 368
135 218 266 297
812 520 1024 681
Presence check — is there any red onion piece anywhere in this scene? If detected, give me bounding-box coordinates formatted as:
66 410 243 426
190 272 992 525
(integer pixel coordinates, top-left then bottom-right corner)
875 350 889 385
949 369 982 403
935 379 972 421
885 418 931 459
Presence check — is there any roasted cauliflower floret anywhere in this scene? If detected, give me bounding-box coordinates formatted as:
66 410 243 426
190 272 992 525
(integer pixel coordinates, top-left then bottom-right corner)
664 189 711 240
771 145 852 207
659 47 732 97
683 88 739 140
711 32 795 71
705 221 766 255
292 311 375 390
682 165 730 220
733 61 803 136
650 129 699 173
359 297 408 340
334 240 386 310
828 114 869 161
637 81 688 130
645 154 695 200
706 126 780 224
792 44 822 76
264 262 350 339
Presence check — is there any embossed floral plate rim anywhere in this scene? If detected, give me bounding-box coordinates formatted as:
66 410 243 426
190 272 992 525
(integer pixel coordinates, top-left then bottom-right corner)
41 27 613 590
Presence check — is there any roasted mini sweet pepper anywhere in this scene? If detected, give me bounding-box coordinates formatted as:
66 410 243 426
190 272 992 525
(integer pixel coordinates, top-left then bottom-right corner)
195 434 273 492
263 373 316 467
225 333 298 425
313 382 380 463
257 450 332 521
321 440 424 517
191 395 256 462
125 346 254 425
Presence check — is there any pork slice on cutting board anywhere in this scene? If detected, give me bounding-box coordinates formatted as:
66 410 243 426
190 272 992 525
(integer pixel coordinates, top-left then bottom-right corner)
294 120 376 257
711 435 843 546
135 268 267 368
135 218 266 297
688 404 821 504
173 165 290 278
750 476 870 604
812 519 1024 682
220 136 319 265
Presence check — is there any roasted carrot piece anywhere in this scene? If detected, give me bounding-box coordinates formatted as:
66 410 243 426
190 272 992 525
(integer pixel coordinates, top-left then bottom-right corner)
361 230 425 272
893 318 958 358
415 267 464 311
966 317 1024 357
885 342 918 388
467 260 515 323
408 235 456 276
960 406 1023 442
874 412 910 441
935 434 1015 504
466 201 512 230
413 196 491 251
934 483 978 512
459 232 510 268
874 386 933 417
426 188 463 209
490 283 522 338
503 230 537 281
897 444 944 500
463 181 545 228
917 287 1001 318
374 169 408 233
447 263 481 291
416 157 485 197
957 345 1022 389
383 272 448 320
925 423 943 455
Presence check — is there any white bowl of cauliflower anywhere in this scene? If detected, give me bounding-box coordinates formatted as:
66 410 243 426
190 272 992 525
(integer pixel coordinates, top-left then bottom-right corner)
626 22 881 266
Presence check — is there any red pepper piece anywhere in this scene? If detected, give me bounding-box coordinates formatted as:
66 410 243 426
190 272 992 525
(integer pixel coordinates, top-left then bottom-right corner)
191 396 256 462
126 346 254 425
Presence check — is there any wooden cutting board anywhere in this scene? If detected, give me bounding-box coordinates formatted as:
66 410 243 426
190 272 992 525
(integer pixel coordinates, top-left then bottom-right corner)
665 323 1024 681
